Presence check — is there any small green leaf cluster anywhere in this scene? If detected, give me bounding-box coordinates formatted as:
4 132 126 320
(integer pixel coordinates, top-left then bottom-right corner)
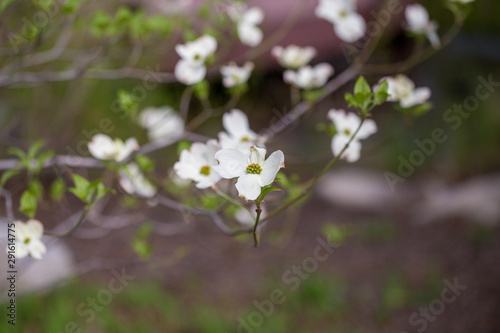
69 174 114 205
345 76 389 116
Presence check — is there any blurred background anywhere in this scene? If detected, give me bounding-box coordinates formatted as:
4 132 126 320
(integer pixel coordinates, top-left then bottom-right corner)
0 0 499 332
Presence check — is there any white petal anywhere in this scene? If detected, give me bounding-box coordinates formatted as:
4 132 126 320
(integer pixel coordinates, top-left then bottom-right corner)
223 109 251 139
334 13 366 43
405 4 429 31
27 240 46 260
116 138 138 162
356 119 378 140
332 135 362 163
260 150 285 185
426 28 441 49
195 170 221 189
175 60 206 85
238 23 263 47
235 174 263 200
26 219 44 239
15 244 29 259
88 134 116 160
242 7 264 25
213 149 248 179
249 146 267 165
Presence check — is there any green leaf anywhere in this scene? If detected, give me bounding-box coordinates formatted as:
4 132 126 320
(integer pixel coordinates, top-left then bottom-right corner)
0 0 15 13
1 169 20 187
34 150 54 174
146 15 173 36
354 76 371 95
411 102 433 117
20 190 37 218
117 89 138 117
62 0 80 14
72 174 89 190
322 223 350 244
7 147 27 160
374 80 389 105
91 11 113 37
29 180 44 200
344 92 356 107
135 155 155 173
259 186 281 200
50 178 66 202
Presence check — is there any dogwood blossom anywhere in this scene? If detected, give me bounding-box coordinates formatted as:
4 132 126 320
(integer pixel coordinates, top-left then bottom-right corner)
328 109 377 163
228 4 264 47
88 134 138 162
174 35 217 85
405 4 440 49
284 63 334 90
315 0 366 43
138 106 184 142
12 220 46 259
380 75 431 108
119 163 156 198
235 205 267 226
174 139 221 189
213 146 285 201
218 109 260 151
220 62 254 88
271 45 317 69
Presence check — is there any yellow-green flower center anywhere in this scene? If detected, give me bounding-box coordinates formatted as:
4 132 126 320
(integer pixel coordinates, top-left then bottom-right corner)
339 10 348 18
24 237 31 244
246 163 262 175
194 54 201 61
343 129 351 136
200 165 211 176
241 136 250 142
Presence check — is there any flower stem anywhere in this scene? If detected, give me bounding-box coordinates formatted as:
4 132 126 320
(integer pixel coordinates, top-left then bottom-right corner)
45 206 90 238
253 201 262 247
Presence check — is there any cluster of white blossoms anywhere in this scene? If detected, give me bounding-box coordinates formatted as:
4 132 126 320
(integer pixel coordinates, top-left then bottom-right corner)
377 74 431 108
88 134 139 162
173 109 284 200
8 220 46 260
227 4 264 47
328 109 377 163
404 4 440 49
138 106 184 142
315 0 366 43
274 45 333 90
174 35 217 85
220 62 254 88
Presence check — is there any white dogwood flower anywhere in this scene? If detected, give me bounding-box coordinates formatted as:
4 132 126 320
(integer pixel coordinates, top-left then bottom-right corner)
381 75 431 108
174 35 217 85
284 63 334 90
220 62 254 88
139 106 184 142
315 0 366 43
405 4 440 49
228 4 264 47
119 163 156 198
213 146 285 201
271 45 317 69
328 109 377 163
88 134 138 162
174 139 221 189
13 220 46 259
218 109 260 151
